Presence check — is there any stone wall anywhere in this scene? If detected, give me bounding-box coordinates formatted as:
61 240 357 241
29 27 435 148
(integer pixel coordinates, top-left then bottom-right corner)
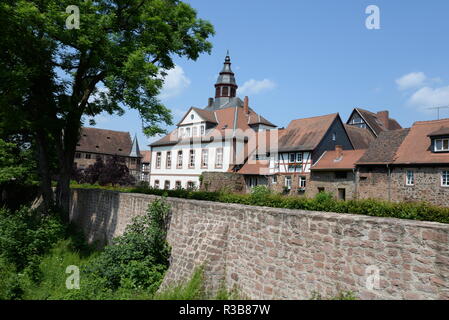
70 188 449 300
356 166 449 207
307 171 356 200
390 167 449 207
199 171 246 193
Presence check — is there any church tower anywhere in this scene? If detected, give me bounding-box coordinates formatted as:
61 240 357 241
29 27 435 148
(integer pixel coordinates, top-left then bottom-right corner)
214 53 238 99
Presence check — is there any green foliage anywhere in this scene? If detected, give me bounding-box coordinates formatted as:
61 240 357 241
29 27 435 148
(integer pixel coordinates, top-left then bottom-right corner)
154 267 205 300
71 182 449 224
85 199 171 293
250 185 271 205
0 207 65 271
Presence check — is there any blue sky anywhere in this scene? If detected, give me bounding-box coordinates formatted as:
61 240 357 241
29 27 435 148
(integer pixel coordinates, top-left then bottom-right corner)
88 0 449 150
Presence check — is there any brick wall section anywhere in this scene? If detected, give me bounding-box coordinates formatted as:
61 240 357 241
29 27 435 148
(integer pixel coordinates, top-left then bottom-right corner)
200 172 246 193
70 188 449 300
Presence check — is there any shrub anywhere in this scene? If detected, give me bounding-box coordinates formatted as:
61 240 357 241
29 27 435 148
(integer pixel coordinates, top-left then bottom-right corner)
85 198 171 293
0 207 65 271
70 182 449 224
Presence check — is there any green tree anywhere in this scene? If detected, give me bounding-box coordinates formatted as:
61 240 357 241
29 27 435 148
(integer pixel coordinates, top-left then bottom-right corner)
0 0 214 218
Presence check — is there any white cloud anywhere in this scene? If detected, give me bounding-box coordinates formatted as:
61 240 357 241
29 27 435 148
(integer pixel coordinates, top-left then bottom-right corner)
238 79 276 95
408 86 449 110
396 72 427 90
159 65 191 100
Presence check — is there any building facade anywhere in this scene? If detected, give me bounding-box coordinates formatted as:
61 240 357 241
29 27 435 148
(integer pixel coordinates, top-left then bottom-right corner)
149 55 277 190
74 127 142 180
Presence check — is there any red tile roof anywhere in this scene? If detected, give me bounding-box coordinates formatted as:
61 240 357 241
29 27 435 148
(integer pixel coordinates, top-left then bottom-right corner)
344 125 376 150
394 119 449 165
277 113 339 152
312 149 367 171
140 150 151 163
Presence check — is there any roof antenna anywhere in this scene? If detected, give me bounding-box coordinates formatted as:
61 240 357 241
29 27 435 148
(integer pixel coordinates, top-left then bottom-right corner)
426 106 449 120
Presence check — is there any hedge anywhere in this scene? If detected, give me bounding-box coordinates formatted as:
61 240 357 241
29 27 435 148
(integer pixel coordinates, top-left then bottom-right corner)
70 183 449 224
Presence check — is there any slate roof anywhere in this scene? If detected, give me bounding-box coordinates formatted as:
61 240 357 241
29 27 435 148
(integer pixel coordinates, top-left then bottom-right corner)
77 127 137 157
356 129 410 165
277 113 339 152
312 149 367 171
344 125 376 150
350 108 402 136
394 119 449 165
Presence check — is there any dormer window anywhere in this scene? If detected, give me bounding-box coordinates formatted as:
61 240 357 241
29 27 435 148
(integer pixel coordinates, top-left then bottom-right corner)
435 138 449 152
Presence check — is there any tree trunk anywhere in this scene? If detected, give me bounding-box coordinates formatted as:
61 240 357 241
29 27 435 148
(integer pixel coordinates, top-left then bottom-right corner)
56 115 81 222
35 130 54 212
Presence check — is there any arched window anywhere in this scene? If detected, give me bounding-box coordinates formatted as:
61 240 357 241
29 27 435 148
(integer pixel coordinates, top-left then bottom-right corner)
215 87 220 97
230 87 236 97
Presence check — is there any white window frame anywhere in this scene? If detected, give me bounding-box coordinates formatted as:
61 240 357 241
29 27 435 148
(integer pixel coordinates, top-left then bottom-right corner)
156 152 161 169
442 171 449 187
154 180 160 189
272 175 277 184
177 151 183 169
189 149 195 168
289 153 295 163
296 152 303 162
285 176 292 190
215 148 223 168
166 151 171 169
201 149 208 168
406 170 414 186
434 138 449 152
299 176 306 188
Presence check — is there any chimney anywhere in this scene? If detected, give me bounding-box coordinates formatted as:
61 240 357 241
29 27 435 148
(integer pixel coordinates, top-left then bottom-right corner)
335 145 343 159
244 96 249 114
208 97 214 107
377 110 389 128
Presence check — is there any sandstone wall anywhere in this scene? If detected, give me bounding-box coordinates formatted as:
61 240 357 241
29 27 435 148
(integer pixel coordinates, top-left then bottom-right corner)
70 188 449 300
199 171 246 193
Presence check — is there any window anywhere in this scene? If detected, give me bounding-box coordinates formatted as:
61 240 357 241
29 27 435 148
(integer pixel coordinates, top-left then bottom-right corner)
222 87 229 96
289 153 295 163
285 176 292 190
177 151 183 168
215 148 223 168
406 170 414 186
332 132 336 141
164 180 170 190
230 87 236 97
130 158 136 164
191 114 194 120
299 176 306 188
186 127 191 137
156 152 161 169
85 153 91 159
201 125 205 135
442 171 449 187
201 149 208 168
193 127 198 137
180 128 184 137
187 181 195 190
335 172 348 179
435 138 449 152
272 175 278 184
189 150 195 168
318 187 325 193
154 180 160 189
75 152 81 159
296 153 303 162
166 152 172 169
215 87 220 97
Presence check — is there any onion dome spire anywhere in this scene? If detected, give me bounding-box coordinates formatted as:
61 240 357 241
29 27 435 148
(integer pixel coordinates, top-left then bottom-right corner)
214 52 237 98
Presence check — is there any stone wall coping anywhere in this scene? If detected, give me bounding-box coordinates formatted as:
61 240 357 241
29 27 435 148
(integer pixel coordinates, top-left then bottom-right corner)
73 188 449 231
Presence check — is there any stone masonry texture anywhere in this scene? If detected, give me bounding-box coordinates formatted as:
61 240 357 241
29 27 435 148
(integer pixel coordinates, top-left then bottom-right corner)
70 188 449 300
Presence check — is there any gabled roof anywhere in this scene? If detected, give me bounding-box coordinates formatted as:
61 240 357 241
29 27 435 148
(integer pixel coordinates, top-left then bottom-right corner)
394 119 449 165
428 126 449 137
176 107 218 126
312 149 367 171
77 127 137 157
247 108 276 127
356 129 410 165
344 125 376 149
277 113 340 152
150 104 276 147
348 108 402 136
